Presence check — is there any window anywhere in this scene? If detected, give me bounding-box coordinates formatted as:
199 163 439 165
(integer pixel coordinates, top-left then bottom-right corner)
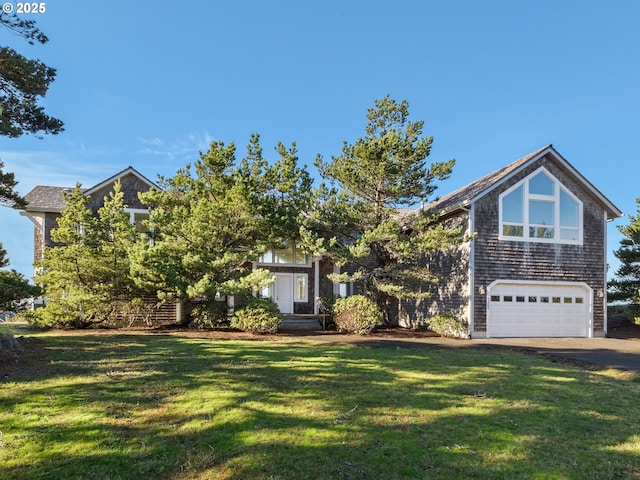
125 209 150 234
499 168 582 244
294 274 308 302
258 240 310 266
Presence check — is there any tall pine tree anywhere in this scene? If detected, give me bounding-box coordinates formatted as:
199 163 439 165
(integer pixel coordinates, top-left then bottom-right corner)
130 135 312 308
301 96 464 322
34 181 145 327
609 198 640 316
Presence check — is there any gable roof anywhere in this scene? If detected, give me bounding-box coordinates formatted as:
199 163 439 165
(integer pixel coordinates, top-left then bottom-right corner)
22 166 157 213
426 145 623 220
82 166 158 197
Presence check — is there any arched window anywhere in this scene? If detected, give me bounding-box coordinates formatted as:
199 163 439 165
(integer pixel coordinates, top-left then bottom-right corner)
499 168 582 244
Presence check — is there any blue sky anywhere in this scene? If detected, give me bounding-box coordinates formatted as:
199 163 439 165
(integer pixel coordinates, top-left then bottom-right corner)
1 0 639 279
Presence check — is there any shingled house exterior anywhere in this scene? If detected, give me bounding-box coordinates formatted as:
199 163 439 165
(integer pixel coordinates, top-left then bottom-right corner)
18 167 174 319
398 145 623 338
21 167 157 267
20 146 622 337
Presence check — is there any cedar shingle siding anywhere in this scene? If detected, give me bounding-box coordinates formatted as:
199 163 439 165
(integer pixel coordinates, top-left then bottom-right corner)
20 148 622 336
86 173 151 211
398 213 471 328
395 147 620 337
472 153 608 335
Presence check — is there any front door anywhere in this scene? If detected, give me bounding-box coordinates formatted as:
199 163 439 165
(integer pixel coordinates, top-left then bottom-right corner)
274 274 293 314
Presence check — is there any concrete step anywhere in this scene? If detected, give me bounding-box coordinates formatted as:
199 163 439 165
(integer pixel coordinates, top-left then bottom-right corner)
281 316 325 330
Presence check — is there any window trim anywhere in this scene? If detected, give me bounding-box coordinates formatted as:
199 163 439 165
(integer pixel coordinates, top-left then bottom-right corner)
294 273 308 303
498 167 583 245
257 240 311 267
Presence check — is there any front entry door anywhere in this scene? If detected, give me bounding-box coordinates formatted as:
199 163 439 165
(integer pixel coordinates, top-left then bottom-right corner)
274 274 293 314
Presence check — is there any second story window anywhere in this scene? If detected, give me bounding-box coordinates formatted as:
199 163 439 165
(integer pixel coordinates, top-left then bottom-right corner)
258 240 310 266
499 168 582 245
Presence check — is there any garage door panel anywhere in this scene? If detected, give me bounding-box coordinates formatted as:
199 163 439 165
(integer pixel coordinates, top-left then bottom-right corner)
488 283 590 338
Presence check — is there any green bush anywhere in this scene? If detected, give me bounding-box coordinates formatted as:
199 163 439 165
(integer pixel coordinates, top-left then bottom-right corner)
427 313 469 338
230 297 282 334
333 295 382 335
190 301 229 329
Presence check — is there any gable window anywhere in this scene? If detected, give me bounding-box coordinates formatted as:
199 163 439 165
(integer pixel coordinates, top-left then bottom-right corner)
258 240 310 266
499 168 582 244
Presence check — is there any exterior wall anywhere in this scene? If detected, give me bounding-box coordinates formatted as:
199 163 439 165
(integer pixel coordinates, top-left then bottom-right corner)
87 173 151 211
398 213 471 328
318 257 336 299
32 212 62 264
471 153 608 336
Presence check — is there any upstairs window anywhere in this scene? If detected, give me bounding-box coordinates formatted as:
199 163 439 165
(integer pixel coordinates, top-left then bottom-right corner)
258 240 310 266
499 168 582 244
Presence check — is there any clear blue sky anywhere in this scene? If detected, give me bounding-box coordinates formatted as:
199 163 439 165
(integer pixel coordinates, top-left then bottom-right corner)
1 0 639 279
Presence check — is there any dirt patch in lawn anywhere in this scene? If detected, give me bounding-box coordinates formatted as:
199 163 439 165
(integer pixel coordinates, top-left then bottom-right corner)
0 333 47 382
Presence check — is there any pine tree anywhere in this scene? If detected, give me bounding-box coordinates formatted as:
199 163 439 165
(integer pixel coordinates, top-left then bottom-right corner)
0 242 40 310
34 181 144 327
609 198 640 314
301 96 464 322
0 12 64 137
130 135 312 306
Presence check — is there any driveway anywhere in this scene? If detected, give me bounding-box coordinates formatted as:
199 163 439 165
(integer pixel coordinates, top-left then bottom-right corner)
475 336 640 373
284 322 640 373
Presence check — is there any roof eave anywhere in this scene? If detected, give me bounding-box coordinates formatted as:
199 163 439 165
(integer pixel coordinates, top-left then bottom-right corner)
468 145 623 220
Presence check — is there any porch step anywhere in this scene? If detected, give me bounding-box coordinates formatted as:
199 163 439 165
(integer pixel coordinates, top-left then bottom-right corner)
281 315 325 330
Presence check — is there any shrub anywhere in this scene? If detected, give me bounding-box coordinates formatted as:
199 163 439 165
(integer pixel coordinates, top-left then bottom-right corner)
333 295 382 335
427 313 469 339
230 297 282 334
190 301 229 329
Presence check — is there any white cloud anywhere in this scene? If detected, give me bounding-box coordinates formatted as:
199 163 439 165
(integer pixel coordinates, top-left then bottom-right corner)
137 132 215 163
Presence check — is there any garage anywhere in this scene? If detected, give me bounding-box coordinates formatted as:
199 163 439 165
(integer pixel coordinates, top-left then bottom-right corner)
487 281 592 338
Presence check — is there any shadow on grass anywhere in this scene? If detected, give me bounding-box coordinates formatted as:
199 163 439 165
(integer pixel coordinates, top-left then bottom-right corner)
1 333 640 479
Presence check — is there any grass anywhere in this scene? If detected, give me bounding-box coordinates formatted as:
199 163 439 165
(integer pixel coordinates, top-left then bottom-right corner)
1 324 640 479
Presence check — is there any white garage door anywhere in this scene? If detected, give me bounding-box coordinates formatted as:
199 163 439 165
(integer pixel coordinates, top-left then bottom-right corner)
488 282 591 338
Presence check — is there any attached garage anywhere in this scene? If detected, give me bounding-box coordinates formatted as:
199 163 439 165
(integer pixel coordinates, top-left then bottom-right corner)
487 281 592 338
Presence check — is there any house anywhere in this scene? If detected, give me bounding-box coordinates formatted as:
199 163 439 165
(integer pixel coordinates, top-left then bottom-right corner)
18 167 179 321
19 145 622 338
397 145 623 338
20 166 157 266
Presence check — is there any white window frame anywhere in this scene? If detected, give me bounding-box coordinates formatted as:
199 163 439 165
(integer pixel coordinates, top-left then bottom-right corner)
499 167 583 245
260 273 308 303
294 273 308 303
257 240 311 267
125 208 149 230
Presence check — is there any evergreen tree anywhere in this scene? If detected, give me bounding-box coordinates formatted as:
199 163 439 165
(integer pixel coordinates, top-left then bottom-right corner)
0 160 25 208
34 181 144 327
0 12 64 137
609 198 640 310
301 96 464 321
0 242 8 268
130 135 312 305
0 243 40 310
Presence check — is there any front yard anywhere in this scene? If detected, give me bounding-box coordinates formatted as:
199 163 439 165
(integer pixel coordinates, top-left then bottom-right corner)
1 324 639 479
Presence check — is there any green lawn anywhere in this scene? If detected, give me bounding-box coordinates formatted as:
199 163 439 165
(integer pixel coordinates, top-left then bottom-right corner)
1 325 639 479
